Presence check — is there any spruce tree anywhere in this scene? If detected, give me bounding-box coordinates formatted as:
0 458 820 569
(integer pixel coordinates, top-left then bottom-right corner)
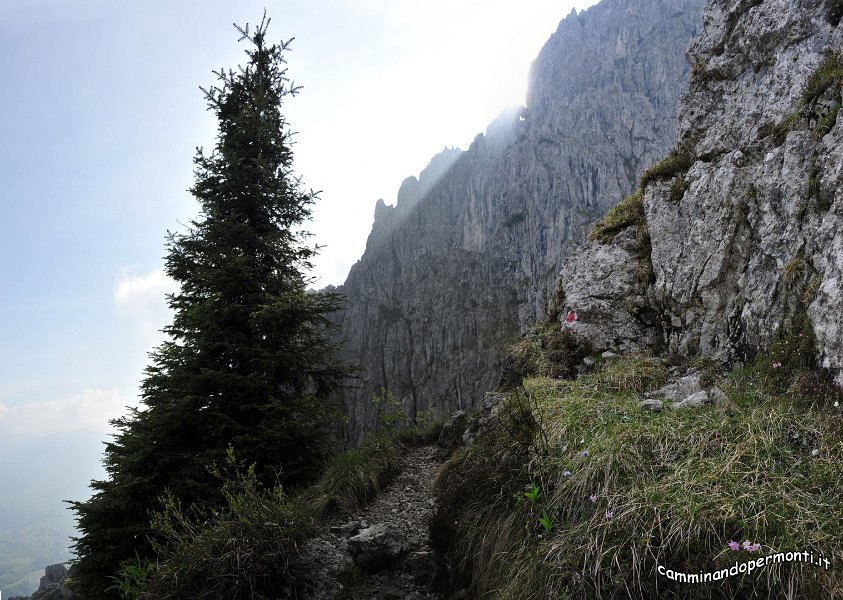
69 16 345 598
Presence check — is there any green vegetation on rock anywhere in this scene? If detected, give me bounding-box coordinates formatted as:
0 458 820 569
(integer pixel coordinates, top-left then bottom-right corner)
588 189 645 243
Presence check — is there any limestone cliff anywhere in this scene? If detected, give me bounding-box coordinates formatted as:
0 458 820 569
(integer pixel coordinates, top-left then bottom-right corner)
561 0 843 382
333 0 705 441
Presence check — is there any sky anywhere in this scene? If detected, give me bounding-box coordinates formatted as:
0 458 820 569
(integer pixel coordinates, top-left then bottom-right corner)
0 0 600 469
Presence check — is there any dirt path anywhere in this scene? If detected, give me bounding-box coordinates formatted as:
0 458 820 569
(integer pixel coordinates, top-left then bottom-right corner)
297 445 444 600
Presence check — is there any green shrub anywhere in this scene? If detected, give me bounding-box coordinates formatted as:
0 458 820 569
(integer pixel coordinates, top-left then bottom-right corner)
783 255 805 286
755 315 818 395
803 275 822 305
668 177 689 202
802 52 841 104
304 433 401 517
143 448 315 600
500 325 592 387
814 101 840 139
640 149 695 191
588 189 645 243
106 554 154 600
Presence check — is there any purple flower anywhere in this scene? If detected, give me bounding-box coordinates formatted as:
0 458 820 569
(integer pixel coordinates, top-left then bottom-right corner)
589 495 597 503
747 543 761 553
579 450 589 458
742 540 752 550
563 469 572 478
727 540 741 551
606 510 614 519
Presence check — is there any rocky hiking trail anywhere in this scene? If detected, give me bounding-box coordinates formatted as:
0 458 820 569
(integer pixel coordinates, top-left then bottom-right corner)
297 445 445 600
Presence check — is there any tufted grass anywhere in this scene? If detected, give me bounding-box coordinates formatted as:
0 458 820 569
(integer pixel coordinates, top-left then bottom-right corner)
639 149 695 191
433 355 843 599
803 52 841 104
588 189 645 243
303 432 402 517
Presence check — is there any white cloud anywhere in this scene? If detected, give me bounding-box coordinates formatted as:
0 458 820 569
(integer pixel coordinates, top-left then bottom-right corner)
114 268 178 341
0 388 133 435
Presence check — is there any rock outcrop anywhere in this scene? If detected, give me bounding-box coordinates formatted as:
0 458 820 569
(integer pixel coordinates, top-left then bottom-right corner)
334 0 705 442
562 0 843 381
8 564 73 600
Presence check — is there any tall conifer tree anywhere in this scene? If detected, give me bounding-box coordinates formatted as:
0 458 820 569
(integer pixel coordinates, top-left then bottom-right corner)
70 16 345 598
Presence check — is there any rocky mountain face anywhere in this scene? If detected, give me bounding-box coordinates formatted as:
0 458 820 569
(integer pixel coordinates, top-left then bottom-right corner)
561 0 843 381
334 0 705 442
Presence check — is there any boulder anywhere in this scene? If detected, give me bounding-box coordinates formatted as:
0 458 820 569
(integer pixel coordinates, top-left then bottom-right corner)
673 390 710 409
348 524 408 571
437 410 469 459
650 374 704 402
639 398 664 412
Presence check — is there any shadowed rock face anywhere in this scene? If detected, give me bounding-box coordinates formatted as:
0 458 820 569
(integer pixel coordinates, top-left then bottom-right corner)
334 0 705 443
563 0 843 382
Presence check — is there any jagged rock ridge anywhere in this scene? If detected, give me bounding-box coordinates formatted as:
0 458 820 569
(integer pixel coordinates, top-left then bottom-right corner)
562 0 843 381
335 0 705 441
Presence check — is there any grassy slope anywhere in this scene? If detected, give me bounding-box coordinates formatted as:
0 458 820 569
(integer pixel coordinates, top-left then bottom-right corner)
433 355 843 599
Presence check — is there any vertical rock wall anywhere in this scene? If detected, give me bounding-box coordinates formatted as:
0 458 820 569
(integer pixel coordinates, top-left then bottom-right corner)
562 0 843 381
334 0 705 442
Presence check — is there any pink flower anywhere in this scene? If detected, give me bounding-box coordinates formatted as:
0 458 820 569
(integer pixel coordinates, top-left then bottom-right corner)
727 540 741 551
606 510 614 519
565 310 577 324
747 543 761 553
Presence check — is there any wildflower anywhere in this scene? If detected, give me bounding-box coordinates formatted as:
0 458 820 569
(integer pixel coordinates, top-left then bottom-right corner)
579 450 589 458
728 540 741 551
563 469 572 478
589 495 597 503
565 310 577 324
835 401 839 408
772 362 782 369
606 510 614 519
747 543 761 553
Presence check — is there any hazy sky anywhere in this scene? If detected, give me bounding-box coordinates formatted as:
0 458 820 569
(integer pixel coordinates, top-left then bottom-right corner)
0 0 600 446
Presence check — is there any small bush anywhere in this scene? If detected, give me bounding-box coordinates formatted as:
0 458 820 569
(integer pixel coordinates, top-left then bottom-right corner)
755 315 818 395
803 275 822 305
782 255 805 286
814 101 840 139
589 189 645 243
305 433 401 517
144 448 315 600
639 149 694 191
500 325 592 386
802 52 842 104
668 177 689 202
106 554 154 600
